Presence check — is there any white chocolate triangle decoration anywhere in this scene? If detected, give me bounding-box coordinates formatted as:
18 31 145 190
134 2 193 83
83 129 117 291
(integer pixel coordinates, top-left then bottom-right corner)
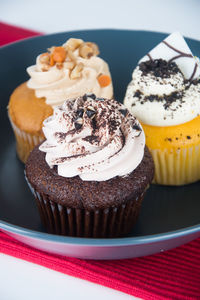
139 32 200 80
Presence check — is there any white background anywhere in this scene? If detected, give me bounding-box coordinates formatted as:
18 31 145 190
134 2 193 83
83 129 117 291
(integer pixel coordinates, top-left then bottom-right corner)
1 0 200 299
1 0 200 40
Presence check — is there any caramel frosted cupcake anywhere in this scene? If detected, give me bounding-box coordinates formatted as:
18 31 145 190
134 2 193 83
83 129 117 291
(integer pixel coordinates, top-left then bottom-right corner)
124 32 200 186
8 38 113 163
25 94 154 238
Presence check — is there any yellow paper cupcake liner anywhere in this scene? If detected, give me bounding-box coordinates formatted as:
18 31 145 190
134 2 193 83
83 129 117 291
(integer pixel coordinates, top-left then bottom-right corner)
9 116 44 163
150 146 200 186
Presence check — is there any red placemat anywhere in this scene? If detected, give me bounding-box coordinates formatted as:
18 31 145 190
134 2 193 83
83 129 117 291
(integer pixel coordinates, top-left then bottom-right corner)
0 21 200 300
1 231 200 299
0 22 41 46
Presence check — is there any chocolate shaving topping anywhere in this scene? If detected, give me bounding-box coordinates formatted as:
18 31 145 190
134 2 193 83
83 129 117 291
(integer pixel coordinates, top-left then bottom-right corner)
53 165 58 172
108 119 120 135
132 124 141 131
63 112 70 120
139 59 180 78
76 108 84 118
53 153 87 164
65 128 77 136
54 96 141 154
54 157 68 164
87 93 96 100
91 117 97 131
83 94 88 101
74 122 83 130
119 109 128 117
86 108 96 118
41 94 146 177
83 93 96 101
55 132 67 141
83 135 99 144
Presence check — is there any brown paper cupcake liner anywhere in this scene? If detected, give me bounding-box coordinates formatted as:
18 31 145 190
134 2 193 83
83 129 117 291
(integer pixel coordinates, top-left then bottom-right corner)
151 145 200 185
26 178 146 238
9 115 44 163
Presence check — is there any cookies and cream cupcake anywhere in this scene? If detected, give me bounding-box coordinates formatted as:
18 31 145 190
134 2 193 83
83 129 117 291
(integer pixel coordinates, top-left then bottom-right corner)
25 94 154 238
124 32 200 186
8 38 113 163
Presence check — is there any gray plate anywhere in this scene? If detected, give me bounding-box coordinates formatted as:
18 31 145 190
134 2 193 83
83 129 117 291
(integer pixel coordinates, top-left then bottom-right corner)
0 29 200 260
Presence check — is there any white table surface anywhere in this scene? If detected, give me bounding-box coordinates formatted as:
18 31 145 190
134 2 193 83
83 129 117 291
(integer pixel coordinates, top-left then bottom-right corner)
1 0 200 299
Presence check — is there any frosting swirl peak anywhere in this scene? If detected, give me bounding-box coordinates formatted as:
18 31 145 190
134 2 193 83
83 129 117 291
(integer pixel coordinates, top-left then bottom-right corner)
39 94 145 181
124 32 200 127
27 38 113 107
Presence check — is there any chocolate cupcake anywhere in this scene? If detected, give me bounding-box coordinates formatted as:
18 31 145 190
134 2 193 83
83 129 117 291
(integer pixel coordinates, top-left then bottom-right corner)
25 94 154 238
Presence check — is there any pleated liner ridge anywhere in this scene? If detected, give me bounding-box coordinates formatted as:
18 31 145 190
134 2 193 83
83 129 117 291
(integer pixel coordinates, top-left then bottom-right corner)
27 180 145 238
8 114 44 163
151 145 200 186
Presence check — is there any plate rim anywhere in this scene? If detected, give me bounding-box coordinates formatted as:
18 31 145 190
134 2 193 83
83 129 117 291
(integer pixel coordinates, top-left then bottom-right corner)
1 28 200 248
1 220 200 247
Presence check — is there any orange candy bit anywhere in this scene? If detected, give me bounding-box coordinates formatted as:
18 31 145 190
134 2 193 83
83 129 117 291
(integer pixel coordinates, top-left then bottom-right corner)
97 74 111 87
50 55 55 66
52 46 67 63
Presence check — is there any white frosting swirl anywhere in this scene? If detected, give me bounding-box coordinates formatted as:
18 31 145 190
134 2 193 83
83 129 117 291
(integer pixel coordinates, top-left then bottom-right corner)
39 95 145 181
124 64 200 126
27 43 113 107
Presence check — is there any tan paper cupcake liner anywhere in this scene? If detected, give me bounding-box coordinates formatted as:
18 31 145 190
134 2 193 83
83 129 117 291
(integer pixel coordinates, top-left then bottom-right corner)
151 145 200 186
9 116 44 163
26 179 145 238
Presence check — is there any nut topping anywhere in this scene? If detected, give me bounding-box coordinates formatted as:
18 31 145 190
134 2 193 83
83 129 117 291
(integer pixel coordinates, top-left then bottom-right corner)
67 49 76 62
70 63 84 79
63 61 75 70
64 38 83 51
39 53 50 64
86 42 99 56
56 63 63 70
39 53 51 71
39 38 100 75
79 42 99 58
